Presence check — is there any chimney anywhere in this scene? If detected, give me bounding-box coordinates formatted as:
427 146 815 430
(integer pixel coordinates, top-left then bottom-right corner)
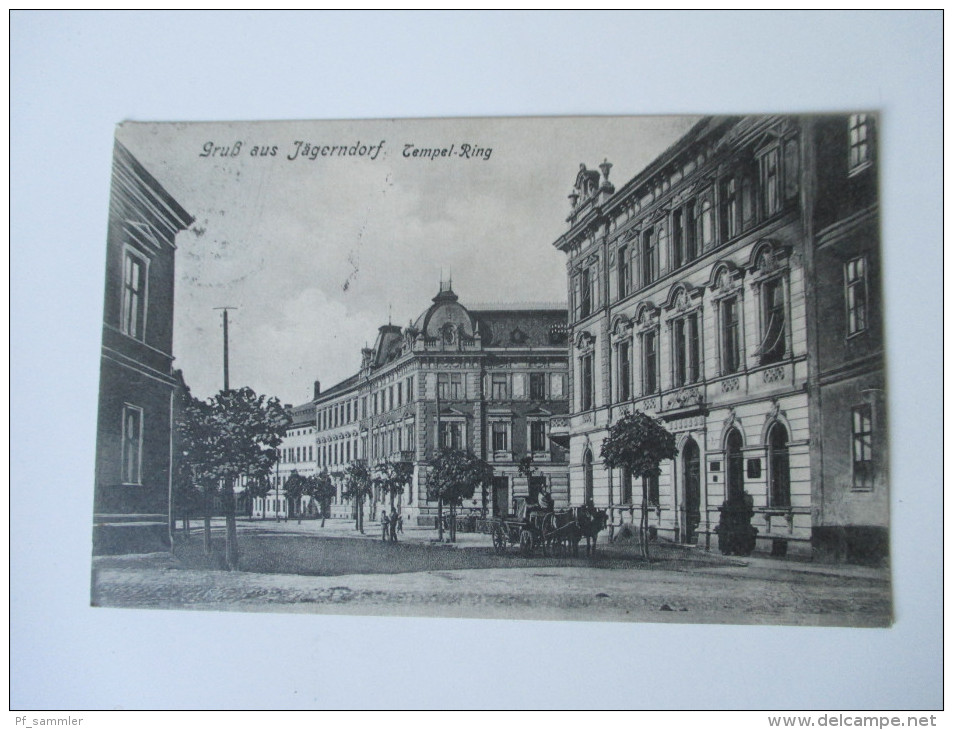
313 380 321 399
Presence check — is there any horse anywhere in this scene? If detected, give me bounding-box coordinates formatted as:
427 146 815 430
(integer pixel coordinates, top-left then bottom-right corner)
574 505 609 556
540 509 578 556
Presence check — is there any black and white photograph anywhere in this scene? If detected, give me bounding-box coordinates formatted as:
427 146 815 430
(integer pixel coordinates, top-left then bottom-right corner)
91 114 890 627
12 10 941 712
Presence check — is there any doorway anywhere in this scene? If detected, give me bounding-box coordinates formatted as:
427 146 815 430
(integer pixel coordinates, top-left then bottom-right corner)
492 476 509 517
583 449 594 505
683 437 701 543
726 428 744 502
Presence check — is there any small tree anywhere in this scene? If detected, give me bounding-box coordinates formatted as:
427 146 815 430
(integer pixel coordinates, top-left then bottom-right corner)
180 387 291 570
283 471 308 522
428 449 492 542
308 468 336 527
374 458 415 511
601 410 678 559
341 460 373 534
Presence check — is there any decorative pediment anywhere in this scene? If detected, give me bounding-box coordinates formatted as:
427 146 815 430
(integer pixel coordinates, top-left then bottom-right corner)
706 260 745 293
633 300 660 329
663 281 703 312
610 314 633 339
575 330 596 351
747 239 793 276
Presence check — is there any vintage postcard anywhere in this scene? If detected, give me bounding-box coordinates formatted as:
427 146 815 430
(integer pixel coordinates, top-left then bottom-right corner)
90 114 890 626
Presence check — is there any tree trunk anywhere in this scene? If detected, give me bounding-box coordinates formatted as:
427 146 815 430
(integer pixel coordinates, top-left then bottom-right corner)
449 504 456 543
641 479 650 560
437 497 444 541
203 486 213 556
184 513 191 539
358 496 364 534
224 479 240 571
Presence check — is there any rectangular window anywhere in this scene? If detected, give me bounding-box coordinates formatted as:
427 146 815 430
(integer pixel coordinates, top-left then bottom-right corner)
621 468 633 504
672 210 684 269
760 278 786 364
397 382 403 407
440 421 464 450
721 177 738 241
438 373 462 400
848 114 871 172
407 377 414 402
530 421 547 452
722 298 741 374
580 268 592 319
641 228 656 287
618 341 631 401
617 244 630 299
685 202 697 262
491 422 508 452
120 405 143 484
529 372 546 400
699 199 714 249
581 354 593 411
646 473 660 505
643 331 657 394
673 314 700 387
852 405 873 490
760 147 781 216
491 374 508 400
846 256 868 335
121 250 147 340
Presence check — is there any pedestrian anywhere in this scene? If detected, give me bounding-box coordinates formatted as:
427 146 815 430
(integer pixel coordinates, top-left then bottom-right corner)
397 513 404 534
389 507 399 542
381 510 389 541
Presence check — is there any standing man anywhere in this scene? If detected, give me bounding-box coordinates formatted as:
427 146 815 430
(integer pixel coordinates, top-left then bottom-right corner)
389 507 399 542
381 509 389 541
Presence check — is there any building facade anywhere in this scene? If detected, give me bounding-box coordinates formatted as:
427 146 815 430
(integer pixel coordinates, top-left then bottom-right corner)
274 285 571 523
554 115 885 560
804 114 886 562
252 401 317 519
94 141 193 554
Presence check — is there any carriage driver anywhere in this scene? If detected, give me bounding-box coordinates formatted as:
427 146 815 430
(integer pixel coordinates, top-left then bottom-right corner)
537 487 554 513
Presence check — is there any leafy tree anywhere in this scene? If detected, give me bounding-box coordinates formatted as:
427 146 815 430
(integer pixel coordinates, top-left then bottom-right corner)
179 387 291 569
374 458 415 510
341 460 373 533
308 467 336 527
244 477 271 519
283 470 309 522
601 410 678 559
428 448 493 542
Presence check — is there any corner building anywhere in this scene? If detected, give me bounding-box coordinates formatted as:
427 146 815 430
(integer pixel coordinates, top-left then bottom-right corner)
555 116 822 557
297 285 570 523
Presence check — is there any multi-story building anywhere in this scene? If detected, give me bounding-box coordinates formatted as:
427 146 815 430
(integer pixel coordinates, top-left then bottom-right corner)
94 141 193 553
804 114 886 562
276 284 571 522
251 401 317 519
554 115 886 559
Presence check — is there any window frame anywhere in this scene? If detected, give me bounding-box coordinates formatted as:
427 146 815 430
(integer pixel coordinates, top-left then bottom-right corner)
851 404 874 491
641 328 659 395
845 255 869 337
120 403 144 485
529 372 546 400
848 114 873 175
120 246 149 342
720 295 742 375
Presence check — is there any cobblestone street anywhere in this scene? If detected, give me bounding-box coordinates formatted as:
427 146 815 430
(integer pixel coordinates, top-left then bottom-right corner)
91 519 891 626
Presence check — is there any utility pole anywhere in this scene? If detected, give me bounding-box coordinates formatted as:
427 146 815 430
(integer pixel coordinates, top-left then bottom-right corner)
214 307 236 391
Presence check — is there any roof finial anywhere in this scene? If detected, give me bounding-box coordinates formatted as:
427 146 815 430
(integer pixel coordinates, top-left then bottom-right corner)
449 265 452 290
388 303 392 326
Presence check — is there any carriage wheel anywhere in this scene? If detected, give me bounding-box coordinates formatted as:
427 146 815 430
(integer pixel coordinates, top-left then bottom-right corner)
492 526 507 554
519 529 534 557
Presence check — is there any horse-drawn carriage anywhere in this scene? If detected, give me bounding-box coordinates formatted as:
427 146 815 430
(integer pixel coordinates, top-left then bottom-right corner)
477 498 608 557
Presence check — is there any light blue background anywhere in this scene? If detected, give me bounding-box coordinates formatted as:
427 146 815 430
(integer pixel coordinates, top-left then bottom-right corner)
10 10 942 709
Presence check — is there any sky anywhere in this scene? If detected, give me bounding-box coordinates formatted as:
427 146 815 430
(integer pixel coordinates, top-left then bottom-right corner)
116 115 700 404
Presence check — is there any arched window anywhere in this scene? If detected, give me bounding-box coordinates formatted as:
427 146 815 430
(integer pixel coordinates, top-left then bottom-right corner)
768 422 790 508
